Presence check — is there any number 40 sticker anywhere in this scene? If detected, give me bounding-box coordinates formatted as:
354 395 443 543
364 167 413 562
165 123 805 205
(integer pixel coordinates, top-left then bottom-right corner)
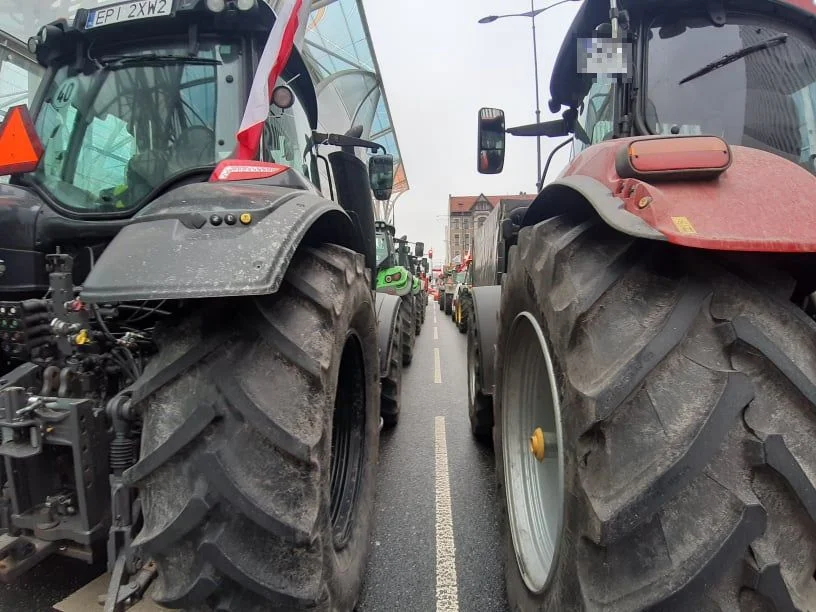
52 78 78 110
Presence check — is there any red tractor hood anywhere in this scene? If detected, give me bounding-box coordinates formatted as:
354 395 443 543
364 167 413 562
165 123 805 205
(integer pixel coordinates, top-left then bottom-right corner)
559 138 816 252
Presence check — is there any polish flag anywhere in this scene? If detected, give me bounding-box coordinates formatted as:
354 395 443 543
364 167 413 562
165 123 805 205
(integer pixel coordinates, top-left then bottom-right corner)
235 0 311 160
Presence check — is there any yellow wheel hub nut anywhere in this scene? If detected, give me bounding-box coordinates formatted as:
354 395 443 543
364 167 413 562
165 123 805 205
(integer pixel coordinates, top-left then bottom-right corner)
529 427 545 462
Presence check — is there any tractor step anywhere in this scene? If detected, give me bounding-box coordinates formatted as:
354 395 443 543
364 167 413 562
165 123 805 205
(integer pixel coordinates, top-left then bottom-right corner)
53 571 173 612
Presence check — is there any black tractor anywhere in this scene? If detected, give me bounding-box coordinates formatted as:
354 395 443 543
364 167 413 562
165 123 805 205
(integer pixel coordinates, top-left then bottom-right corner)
0 1 400 610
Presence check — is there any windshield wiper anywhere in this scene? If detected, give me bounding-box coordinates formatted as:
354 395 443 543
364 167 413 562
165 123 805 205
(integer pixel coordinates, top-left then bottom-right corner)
98 54 222 68
679 34 788 85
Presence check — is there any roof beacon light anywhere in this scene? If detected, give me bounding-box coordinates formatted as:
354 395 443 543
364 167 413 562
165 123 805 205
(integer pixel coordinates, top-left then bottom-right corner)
206 0 226 12
272 85 294 109
615 135 732 182
236 0 257 10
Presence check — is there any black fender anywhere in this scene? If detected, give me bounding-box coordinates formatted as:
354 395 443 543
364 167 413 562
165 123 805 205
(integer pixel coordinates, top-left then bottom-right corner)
375 292 402 378
470 285 502 397
522 175 666 241
80 182 361 303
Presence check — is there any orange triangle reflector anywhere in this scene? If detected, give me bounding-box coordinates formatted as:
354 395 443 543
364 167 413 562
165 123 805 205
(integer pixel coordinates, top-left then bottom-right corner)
0 105 44 176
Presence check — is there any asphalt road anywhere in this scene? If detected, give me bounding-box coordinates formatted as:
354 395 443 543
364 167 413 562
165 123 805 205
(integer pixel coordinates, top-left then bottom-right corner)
358 300 508 612
0 299 508 612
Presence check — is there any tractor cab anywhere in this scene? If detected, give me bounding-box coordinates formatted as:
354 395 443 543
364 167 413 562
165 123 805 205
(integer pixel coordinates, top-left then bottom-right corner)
478 0 816 180
375 220 397 268
0 0 394 300
15 0 323 218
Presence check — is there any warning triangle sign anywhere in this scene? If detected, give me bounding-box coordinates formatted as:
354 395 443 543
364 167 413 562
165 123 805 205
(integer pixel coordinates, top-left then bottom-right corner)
0 105 44 176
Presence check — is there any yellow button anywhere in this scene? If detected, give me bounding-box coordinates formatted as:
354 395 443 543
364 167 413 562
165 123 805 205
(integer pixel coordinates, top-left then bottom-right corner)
240 213 252 225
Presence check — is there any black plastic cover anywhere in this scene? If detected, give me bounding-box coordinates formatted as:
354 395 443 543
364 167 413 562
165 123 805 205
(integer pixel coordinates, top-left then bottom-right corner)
80 182 356 302
472 199 531 288
0 184 48 296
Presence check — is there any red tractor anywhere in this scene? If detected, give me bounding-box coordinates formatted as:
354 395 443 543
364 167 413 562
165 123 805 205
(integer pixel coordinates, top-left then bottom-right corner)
472 0 816 609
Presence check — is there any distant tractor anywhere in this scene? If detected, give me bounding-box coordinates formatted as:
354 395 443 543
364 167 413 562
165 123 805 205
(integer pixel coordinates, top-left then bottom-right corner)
376 222 416 374
465 198 532 439
440 266 456 315
452 254 473 333
474 0 816 609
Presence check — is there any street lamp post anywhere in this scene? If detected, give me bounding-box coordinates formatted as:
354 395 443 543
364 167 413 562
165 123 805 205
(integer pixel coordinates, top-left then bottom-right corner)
479 0 580 192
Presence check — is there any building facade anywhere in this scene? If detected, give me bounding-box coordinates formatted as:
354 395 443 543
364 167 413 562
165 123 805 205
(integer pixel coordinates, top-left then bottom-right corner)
447 193 532 263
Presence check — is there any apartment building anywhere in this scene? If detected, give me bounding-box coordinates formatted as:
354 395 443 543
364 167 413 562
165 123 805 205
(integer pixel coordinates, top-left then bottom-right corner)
447 192 532 263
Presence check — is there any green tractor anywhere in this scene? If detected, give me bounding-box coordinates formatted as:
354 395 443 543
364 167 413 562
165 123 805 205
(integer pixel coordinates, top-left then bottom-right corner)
407 253 427 334
394 235 426 341
376 223 416 369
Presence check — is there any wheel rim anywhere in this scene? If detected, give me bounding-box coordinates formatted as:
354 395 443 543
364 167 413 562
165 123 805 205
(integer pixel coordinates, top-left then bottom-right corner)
501 312 565 594
330 332 367 549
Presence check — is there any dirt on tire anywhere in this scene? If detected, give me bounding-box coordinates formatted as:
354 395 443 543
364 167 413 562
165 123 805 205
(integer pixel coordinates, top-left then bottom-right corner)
494 213 816 611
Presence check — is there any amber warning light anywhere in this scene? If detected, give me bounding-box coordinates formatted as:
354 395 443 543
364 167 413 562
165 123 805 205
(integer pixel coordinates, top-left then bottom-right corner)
0 105 44 176
615 135 732 182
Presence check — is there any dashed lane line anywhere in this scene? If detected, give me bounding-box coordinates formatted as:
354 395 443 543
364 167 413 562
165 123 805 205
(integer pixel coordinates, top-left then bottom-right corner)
434 348 442 384
435 416 459 612
434 327 439 340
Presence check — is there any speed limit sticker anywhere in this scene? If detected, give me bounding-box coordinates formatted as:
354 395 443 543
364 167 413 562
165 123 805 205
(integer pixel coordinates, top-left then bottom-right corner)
52 78 78 109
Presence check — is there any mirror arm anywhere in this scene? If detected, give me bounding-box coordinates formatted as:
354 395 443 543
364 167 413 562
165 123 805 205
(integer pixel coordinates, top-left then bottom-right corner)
313 130 385 153
539 136 574 190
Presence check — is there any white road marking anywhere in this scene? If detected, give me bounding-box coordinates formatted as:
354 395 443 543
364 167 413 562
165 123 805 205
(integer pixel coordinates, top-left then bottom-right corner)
434 327 439 340
435 416 459 611
434 348 442 384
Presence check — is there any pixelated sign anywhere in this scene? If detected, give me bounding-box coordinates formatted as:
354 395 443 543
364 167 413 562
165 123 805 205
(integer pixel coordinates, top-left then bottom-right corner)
578 37 632 77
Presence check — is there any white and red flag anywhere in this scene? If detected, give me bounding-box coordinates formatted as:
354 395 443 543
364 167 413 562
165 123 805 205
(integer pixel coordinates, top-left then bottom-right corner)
235 0 311 160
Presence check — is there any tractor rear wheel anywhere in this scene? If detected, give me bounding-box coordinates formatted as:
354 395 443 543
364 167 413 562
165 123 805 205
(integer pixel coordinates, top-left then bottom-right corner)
495 214 816 611
381 312 403 429
400 297 414 366
415 296 422 336
128 244 379 612
467 311 492 444
444 294 452 315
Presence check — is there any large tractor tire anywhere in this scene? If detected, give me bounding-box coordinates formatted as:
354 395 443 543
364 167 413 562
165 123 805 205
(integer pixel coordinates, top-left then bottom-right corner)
444 293 452 316
400 297 414 366
415 296 422 336
467 311 493 444
381 313 403 429
127 245 380 612
439 294 444 311
494 213 816 611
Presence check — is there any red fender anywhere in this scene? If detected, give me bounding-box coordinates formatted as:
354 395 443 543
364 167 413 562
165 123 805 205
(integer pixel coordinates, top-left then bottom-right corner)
555 138 816 252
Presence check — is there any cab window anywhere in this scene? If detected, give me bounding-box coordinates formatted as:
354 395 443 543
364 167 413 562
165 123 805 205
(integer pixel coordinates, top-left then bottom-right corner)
573 76 616 155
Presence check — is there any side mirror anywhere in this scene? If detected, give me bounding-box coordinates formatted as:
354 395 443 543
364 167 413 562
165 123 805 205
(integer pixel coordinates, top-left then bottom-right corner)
477 107 505 174
422 258 429 272
368 153 394 201
414 241 424 257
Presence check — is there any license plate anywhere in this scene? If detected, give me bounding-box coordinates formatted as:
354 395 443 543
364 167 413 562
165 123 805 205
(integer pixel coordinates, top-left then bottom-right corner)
85 0 173 29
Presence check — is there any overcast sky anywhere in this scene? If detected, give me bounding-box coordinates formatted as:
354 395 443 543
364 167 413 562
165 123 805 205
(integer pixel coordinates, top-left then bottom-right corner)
363 0 581 266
